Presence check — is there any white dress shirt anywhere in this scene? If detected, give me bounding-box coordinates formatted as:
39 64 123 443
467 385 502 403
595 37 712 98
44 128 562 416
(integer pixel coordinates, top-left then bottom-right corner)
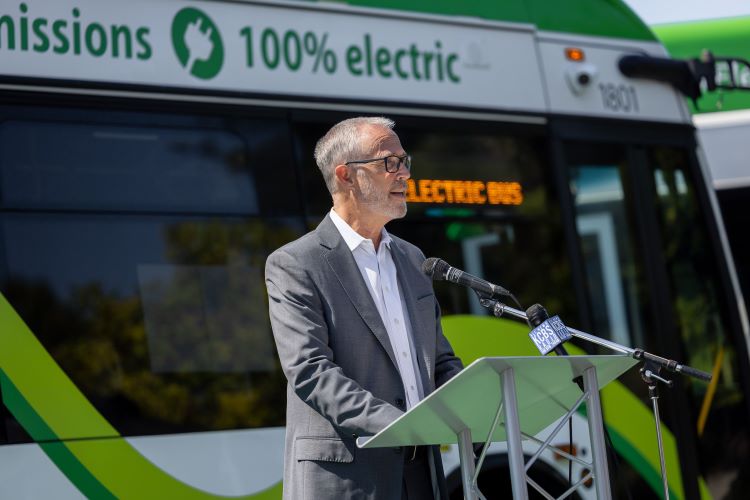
329 209 424 409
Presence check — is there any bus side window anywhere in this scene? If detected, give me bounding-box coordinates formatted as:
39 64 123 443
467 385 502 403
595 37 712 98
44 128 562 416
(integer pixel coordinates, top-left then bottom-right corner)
0 117 299 216
0 109 303 438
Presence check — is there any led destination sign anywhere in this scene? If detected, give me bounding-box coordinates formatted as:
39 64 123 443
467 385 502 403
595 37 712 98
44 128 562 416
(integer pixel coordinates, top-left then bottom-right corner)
406 179 523 206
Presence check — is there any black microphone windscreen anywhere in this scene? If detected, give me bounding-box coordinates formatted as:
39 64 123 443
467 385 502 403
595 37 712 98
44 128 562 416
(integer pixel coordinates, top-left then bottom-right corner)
526 303 549 327
421 257 448 281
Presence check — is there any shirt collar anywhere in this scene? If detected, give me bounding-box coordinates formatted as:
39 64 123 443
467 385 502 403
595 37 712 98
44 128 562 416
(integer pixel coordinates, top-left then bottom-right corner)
329 209 391 252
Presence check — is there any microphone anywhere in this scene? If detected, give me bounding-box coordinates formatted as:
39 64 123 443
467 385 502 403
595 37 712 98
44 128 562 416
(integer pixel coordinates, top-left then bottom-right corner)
422 257 511 299
526 304 571 357
527 304 584 391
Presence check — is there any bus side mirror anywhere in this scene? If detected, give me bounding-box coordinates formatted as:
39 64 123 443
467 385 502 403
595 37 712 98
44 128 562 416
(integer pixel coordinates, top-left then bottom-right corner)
708 55 750 91
618 54 701 100
619 51 750 108
688 50 717 92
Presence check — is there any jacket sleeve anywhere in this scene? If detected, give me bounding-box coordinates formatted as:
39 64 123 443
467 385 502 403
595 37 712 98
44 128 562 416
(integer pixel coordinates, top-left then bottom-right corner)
265 248 403 437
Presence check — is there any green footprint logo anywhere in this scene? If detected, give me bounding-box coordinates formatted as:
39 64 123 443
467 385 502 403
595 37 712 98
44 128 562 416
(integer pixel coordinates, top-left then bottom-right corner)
172 7 224 80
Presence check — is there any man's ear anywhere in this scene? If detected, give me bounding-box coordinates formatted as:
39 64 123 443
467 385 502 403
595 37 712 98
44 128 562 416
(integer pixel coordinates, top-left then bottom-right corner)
334 164 352 186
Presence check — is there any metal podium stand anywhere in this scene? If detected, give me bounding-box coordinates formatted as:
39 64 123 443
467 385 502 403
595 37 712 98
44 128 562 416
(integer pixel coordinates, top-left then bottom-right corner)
357 355 637 500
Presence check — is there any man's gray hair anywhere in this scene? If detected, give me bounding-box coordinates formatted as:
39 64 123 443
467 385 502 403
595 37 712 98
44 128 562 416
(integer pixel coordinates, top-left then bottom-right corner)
314 116 395 195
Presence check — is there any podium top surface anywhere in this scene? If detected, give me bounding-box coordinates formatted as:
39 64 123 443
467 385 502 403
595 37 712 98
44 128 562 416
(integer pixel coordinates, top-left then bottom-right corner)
358 355 637 448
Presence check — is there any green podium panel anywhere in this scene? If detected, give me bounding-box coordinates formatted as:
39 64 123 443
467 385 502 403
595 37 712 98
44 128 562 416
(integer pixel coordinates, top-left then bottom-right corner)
358 355 636 448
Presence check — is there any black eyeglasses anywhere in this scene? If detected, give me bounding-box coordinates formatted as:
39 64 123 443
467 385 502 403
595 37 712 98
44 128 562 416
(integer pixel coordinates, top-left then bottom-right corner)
345 154 411 173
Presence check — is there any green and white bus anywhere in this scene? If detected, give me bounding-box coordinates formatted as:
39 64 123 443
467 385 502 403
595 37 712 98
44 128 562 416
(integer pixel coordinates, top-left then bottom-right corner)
0 0 747 498
655 15 750 332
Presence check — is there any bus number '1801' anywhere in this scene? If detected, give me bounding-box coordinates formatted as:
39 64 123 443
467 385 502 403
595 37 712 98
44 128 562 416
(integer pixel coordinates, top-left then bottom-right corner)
598 83 639 112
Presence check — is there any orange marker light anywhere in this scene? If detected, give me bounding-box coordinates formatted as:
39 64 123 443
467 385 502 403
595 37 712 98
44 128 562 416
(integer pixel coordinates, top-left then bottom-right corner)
565 47 585 62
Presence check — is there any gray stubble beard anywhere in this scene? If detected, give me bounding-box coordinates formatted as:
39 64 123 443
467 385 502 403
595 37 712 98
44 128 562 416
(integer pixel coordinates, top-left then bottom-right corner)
355 169 408 220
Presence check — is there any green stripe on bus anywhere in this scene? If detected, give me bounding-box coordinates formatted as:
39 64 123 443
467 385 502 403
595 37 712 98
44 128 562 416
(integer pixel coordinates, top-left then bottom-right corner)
0 369 57 441
1 369 114 498
0 293 118 440
0 293 282 498
346 0 655 41
41 441 117 500
64 438 283 499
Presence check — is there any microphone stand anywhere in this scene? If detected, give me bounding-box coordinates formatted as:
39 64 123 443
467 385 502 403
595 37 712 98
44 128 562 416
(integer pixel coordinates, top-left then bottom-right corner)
478 298 712 500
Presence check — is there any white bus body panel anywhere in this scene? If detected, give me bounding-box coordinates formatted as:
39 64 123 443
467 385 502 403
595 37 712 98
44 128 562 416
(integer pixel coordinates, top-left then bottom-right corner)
0 428 285 498
694 109 750 190
0 443 85 499
0 0 546 114
537 33 690 124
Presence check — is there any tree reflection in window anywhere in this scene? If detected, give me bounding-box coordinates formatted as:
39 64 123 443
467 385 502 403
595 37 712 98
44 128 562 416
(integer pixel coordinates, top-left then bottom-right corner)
3 218 303 436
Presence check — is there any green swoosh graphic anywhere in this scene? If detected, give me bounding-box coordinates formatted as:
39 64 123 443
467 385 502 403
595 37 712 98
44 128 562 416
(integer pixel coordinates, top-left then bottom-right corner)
0 293 282 499
441 315 710 500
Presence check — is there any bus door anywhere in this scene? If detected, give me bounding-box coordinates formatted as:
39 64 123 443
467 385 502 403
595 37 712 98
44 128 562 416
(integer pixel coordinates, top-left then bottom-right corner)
552 118 750 500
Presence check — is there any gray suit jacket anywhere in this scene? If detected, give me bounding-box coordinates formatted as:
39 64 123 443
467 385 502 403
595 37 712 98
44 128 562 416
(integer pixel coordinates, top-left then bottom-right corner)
265 214 463 500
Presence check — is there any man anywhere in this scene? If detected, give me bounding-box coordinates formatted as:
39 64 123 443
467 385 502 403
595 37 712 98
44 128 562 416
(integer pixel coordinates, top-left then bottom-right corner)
265 116 463 499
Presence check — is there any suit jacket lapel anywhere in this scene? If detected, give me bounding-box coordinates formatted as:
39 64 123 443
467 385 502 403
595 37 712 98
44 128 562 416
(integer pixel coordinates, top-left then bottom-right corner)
390 240 434 393
316 216 399 370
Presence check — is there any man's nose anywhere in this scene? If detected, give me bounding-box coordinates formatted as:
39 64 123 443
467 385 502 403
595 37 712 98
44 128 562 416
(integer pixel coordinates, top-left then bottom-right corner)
396 163 411 180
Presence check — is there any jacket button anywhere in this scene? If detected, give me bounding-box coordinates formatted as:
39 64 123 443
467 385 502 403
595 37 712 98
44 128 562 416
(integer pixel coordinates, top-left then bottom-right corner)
395 398 405 408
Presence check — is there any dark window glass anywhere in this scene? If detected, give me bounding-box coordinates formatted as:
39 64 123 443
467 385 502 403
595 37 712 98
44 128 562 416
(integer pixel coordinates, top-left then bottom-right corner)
0 108 304 440
0 117 296 215
649 146 749 499
2 214 304 437
392 128 575 320
0 402 32 445
566 140 750 499
565 141 670 499
292 121 333 218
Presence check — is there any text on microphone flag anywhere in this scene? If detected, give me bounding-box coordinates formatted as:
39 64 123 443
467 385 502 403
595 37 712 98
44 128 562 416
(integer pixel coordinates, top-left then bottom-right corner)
529 315 570 355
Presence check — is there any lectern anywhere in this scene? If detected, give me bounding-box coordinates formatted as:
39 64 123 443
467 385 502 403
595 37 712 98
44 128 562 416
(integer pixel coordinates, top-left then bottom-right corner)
357 355 637 499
